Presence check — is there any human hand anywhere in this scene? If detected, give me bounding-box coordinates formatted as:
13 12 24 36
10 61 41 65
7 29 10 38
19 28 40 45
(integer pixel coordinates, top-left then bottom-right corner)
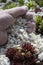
0 6 36 46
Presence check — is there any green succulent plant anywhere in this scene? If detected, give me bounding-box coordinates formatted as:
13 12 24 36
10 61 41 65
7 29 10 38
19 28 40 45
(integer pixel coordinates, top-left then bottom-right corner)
3 2 17 10
36 15 43 34
34 0 43 7
26 1 36 9
40 20 43 30
18 0 24 6
38 1 43 7
36 15 42 24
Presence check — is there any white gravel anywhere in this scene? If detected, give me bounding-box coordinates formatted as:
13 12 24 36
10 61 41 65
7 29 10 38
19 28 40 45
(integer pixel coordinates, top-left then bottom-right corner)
0 17 43 61
38 52 43 61
0 55 10 65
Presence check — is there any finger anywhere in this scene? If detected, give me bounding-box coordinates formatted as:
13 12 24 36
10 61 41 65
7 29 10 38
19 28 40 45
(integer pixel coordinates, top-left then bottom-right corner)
3 6 28 18
26 19 36 33
0 13 15 31
0 31 8 46
24 11 33 20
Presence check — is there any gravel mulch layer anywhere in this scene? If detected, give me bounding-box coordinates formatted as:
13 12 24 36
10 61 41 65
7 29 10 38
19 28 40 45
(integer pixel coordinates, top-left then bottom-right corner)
0 17 43 56
0 17 35 54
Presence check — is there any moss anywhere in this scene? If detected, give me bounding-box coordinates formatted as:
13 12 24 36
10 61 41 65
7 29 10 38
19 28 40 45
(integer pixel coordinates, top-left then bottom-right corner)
3 2 17 10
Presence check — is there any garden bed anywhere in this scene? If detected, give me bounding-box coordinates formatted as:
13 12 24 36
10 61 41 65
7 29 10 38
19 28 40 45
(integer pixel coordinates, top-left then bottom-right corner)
0 0 43 65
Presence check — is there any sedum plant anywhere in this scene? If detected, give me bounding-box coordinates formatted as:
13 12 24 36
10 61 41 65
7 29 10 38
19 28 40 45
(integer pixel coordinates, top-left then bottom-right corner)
26 1 36 9
40 20 43 34
36 15 43 35
38 1 43 7
36 15 42 25
3 2 17 10
18 0 24 6
34 0 43 7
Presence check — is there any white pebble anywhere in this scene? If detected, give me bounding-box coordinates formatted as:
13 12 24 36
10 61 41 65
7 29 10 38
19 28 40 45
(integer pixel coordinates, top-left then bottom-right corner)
38 52 43 61
0 55 10 65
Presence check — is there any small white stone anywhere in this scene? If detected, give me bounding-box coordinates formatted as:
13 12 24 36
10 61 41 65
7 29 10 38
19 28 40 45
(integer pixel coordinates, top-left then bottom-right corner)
38 52 43 61
36 61 40 63
19 29 24 33
0 55 10 65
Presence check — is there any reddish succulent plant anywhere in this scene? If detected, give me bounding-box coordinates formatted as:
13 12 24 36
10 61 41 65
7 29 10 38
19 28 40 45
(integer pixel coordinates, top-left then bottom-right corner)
10 61 14 65
6 48 17 61
22 43 35 53
13 52 23 62
6 43 40 65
